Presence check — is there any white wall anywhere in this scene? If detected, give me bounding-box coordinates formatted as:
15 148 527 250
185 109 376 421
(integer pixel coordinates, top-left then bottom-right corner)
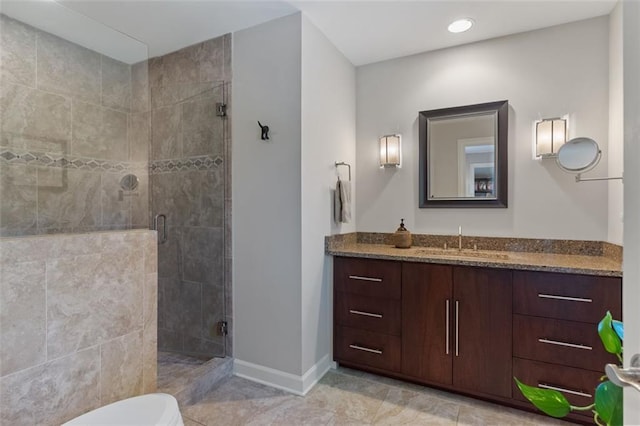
233 13 356 392
609 4 624 245
300 15 356 374
356 18 610 240
233 13 303 376
622 0 640 422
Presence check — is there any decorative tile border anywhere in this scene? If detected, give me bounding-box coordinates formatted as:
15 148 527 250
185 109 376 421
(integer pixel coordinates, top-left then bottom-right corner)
150 155 223 174
0 148 147 173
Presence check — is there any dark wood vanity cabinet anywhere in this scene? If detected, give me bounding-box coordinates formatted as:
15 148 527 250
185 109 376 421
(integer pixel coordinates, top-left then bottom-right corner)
512 270 622 419
402 263 512 398
333 257 402 372
333 255 622 423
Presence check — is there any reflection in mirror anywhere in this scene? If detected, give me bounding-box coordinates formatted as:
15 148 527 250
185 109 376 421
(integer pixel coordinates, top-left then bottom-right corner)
419 100 508 208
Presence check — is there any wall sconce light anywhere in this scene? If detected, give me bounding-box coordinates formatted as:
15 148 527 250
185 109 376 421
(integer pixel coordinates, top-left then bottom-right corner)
379 134 401 167
535 117 567 158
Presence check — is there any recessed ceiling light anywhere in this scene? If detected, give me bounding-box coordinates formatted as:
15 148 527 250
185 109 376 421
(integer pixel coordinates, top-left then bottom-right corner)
448 18 474 33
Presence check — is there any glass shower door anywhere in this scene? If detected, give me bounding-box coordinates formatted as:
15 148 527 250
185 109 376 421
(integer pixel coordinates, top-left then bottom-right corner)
151 80 228 360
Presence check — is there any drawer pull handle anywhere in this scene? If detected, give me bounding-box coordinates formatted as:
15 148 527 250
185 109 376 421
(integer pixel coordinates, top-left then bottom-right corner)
455 300 460 357
539 338 593 351
539 383 593 398
538 294 592 303
349 309 383 318
349 344 383 355
348 275 383 282
445 299 450 355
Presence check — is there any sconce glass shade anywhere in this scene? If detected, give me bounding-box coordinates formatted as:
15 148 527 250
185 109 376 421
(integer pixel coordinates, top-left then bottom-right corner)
380 134 401 167
536 118 567 157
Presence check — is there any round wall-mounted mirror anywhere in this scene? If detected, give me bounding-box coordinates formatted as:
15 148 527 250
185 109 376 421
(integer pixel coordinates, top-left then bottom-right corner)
556 137 601 173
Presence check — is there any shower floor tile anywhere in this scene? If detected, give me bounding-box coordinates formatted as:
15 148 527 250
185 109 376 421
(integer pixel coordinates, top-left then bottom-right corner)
158 352 210 390
158 351 232 404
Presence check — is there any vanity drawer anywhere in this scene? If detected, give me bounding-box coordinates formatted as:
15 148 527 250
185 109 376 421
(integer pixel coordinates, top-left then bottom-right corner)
513 314 617 371
335 293 401 336
335 326 401 372
513 358 602 416
334 257 401 299
513 271 621 323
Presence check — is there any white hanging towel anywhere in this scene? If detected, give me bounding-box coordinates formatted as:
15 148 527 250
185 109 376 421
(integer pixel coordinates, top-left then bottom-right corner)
334 179 351 223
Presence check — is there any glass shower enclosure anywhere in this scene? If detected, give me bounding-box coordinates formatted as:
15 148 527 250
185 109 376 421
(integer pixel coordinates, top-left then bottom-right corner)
0 1 228 361
151 78 229 360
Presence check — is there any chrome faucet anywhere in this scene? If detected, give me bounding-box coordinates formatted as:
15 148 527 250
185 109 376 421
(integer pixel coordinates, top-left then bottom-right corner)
458 226 462 251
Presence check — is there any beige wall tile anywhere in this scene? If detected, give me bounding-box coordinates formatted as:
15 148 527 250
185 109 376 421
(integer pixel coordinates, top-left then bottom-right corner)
0 83 70 152
197 36 226 83
150 81 217 110
100 331 143 405
129 111 150 161
0 230 156 423
0 164 37 236
0 260 46 376
149 45 199 89
183 227 223 286
143 272 158 393
131 60 150 113
143 232 158 274
0 347 100 426
151 105 182 160
37 31 101 104
131 172 150 228
182 92 224 157
101 55 131 112
72 100 128 161
0 232 102 265
0 15 36 87
46 249 143 358
101 173 132 227
37 168 101 230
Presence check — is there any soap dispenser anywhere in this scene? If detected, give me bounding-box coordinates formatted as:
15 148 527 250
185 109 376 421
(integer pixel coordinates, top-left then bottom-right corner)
393 218 412 249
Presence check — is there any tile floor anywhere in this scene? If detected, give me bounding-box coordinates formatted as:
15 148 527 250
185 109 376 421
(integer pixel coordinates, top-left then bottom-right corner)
178 367 576 426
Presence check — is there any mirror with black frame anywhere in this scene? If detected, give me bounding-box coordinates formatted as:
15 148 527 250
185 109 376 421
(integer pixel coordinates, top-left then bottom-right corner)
419 100 508 208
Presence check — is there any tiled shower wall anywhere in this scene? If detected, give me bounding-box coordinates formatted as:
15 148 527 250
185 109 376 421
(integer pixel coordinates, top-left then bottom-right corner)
149 35 232 357
0 14 149 236
0 230 157 426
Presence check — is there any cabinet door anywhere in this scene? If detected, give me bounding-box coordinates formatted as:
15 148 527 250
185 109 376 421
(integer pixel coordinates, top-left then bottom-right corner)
402 263 453 385
453 266 512 398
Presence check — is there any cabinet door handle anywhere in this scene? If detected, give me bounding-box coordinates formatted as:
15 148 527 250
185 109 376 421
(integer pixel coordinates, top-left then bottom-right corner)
455 300 459 357
348 275 382 282
539 383 592 398
349 344 383 355
445 299 450 355
349 309 383 319
538 293 592 303
539 338 593 351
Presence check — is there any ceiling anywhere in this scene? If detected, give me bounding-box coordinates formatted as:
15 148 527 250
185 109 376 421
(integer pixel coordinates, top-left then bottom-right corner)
3 0 617 66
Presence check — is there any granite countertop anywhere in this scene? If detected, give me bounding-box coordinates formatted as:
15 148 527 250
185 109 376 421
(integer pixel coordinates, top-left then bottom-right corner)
326 233 622 277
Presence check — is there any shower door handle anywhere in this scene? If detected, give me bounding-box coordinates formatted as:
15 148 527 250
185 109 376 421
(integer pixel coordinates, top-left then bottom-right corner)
154 214 167 244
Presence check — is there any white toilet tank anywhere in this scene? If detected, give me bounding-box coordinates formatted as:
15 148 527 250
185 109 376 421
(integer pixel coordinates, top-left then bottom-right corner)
62 393 184 426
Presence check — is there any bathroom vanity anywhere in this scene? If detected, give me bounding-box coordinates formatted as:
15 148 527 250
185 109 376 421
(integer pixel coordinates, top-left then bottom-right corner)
328 235 622 424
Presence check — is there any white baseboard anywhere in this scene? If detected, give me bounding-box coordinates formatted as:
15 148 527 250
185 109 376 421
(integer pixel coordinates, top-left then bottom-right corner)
233 354 332 396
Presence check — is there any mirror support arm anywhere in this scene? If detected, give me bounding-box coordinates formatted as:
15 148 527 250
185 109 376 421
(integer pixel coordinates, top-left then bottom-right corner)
575 173 624 183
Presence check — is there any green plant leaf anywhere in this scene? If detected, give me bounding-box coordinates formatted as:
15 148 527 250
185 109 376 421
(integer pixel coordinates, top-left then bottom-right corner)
595 380 623 426
514 378 571 418
598 311 622 355
612 320 624 341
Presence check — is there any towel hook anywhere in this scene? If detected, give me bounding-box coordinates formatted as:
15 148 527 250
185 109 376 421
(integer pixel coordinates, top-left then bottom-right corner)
335 161 351 181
